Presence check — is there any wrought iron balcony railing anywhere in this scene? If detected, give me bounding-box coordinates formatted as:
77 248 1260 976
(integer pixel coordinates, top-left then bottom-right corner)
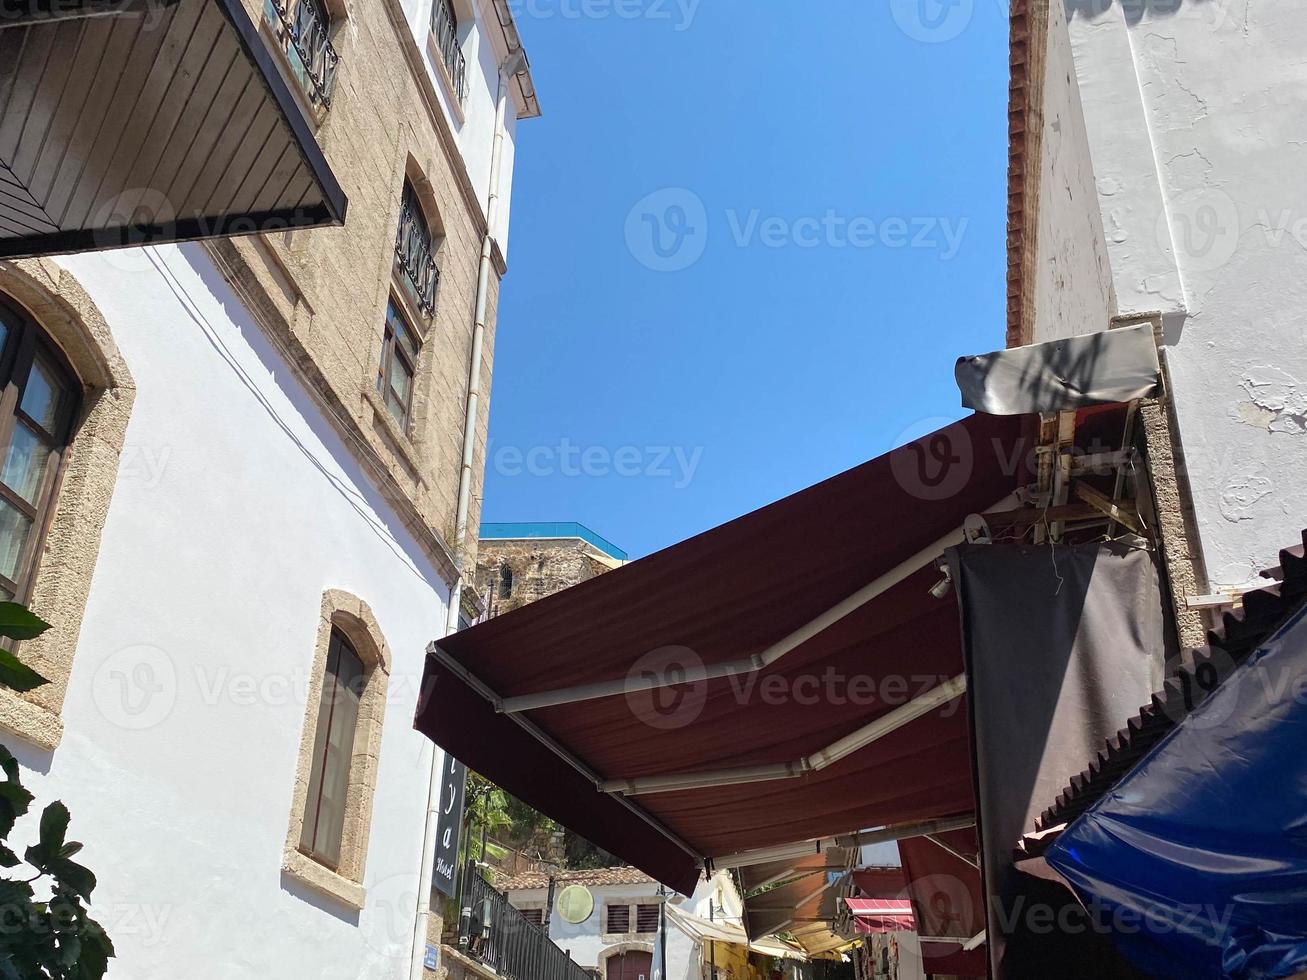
395 189 439 316
431 0 468 106
267 0 339 108
460 867 594 980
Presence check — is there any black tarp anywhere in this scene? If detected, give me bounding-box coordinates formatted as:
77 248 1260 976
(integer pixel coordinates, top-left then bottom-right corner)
948 538 1175 977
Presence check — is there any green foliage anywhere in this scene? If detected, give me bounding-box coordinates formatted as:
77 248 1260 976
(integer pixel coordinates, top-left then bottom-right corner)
0 606 113 979
0 604 51 693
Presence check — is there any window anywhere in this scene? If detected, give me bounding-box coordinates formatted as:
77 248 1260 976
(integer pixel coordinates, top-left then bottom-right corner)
284 591 391 909
431 0 468 104
0 298 80 603
519 907 544 929
377 298 419 431
266 0 339 108
395 181 440 317
498 565 513 599
606 905 630 934
635 904 660 934
299 628 364 869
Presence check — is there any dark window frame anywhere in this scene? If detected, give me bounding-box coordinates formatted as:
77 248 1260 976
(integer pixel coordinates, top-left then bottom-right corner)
634 903 660 935
0 296 82 604
431 0 468 105
377 296 420 432
606 904 631 934
395 181 440 317
299 627 366 871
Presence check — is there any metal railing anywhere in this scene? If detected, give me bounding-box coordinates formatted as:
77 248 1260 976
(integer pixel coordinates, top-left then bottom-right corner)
460 867 594 980
395 187 440 316
431 0 468 105
267 0 339 108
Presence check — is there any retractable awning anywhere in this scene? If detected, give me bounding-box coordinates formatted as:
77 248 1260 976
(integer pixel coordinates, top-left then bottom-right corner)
416 399 1144 894
846 898 915 934
417 411 1040 894
0 0 346 258
663 904 807 962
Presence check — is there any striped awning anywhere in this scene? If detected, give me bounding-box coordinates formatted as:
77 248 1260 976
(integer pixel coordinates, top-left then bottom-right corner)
0 0 346 258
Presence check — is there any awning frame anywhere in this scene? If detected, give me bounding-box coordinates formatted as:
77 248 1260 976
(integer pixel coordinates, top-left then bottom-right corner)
487 498 1017 716
711 814 977 871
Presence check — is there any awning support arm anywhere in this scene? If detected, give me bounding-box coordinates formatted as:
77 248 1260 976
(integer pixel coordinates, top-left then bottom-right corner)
497 495 1017 716
601 674 967 796
425 641 705 866
710 814 976 871
924 833 980 869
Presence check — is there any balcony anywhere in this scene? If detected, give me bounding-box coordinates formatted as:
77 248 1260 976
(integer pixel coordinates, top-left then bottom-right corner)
458 868 594 980
395 188 440 317
266 0 339 109
431 0 468 106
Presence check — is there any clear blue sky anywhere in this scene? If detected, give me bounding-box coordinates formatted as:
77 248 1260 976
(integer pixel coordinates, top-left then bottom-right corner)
483 0 1009 559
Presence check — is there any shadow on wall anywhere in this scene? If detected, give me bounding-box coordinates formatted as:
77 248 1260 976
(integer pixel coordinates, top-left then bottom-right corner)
1065 0 1214 26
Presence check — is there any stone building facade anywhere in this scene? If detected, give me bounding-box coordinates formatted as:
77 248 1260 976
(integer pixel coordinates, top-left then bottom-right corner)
0 0 539 976
476 524 628 619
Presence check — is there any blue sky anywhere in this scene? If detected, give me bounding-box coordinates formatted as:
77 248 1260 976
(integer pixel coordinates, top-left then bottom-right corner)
484 0 1009 559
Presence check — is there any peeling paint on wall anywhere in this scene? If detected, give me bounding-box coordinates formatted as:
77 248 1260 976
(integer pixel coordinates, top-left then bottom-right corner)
1235 367 1307 434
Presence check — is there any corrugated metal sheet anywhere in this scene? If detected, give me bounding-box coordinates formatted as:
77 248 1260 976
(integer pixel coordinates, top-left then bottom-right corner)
0 0 345 258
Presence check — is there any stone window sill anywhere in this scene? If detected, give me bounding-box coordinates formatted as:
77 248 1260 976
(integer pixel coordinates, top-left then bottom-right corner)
0 687 61 752
364 387 424 477
282 846 365 910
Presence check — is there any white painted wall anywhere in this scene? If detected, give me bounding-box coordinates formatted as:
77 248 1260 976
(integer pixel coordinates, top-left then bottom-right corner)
1041 1 1307 587
506 875 722 979
7 243 460 979
399 0 522 252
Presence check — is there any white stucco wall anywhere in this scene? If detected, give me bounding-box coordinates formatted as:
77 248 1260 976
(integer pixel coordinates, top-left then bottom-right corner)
399 0 522 252
505 875 722 979
7 244 458 979
1045 1 1307 586
1029 0 1115 341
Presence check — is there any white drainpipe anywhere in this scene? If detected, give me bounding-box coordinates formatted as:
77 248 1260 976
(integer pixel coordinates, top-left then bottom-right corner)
409 49 526 980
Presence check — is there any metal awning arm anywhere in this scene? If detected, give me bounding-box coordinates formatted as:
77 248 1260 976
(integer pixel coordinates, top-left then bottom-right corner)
425 641 704 865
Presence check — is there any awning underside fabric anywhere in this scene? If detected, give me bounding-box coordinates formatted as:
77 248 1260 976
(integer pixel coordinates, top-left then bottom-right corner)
418 412 1031 894
743 871 841 942
739 849 852 896
846 898 915 934
0 0 346 258
664 904 806 961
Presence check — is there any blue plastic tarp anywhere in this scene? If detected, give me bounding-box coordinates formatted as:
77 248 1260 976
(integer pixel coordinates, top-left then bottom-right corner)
1045 600 1307 979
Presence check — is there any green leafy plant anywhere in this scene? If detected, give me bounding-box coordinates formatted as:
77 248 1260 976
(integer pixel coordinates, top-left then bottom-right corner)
0 603 114 979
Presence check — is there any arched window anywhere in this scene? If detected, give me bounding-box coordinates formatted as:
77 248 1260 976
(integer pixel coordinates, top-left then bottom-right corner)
0 297 81 603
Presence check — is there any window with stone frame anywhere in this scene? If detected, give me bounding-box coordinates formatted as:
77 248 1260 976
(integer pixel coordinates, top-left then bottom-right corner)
377 297 420 432
265 0 340 110
299 627 365 870
283 590 391 909
0 297 80 603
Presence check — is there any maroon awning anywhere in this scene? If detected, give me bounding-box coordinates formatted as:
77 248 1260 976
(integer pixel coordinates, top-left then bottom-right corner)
847 898 915 934
416 412 1039 894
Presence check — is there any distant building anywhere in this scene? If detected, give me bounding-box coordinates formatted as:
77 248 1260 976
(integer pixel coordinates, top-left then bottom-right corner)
498 867 728 980
477 522 627 618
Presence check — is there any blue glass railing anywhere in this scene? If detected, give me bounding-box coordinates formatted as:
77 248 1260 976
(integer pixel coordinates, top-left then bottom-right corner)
479 522 627 561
